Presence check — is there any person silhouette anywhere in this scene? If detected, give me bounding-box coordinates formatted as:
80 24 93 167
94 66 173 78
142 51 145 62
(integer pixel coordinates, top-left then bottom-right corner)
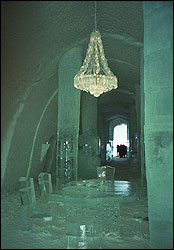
116 145 120 157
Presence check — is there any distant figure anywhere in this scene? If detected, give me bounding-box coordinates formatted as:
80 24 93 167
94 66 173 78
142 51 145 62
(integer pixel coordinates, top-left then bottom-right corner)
106 142 112 161
117 145 120 157
118 144 127 158
123 145 127 158
119 144 124 158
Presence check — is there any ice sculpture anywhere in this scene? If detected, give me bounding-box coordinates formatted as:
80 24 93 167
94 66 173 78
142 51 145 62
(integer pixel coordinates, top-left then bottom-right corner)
56 138 77 189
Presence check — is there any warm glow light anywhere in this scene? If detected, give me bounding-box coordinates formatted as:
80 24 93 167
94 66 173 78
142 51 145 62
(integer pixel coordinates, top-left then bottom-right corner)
46 141 49 144
74 30 118 97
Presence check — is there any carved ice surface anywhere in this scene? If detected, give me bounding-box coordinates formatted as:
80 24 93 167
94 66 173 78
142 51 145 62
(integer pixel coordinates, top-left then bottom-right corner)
97 166 115 181
63 181 121 249
57 139 77 189
19 177 36 206
38 173 52 198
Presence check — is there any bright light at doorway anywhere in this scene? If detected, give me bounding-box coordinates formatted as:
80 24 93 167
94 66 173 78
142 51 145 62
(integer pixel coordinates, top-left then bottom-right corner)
113 123 128 157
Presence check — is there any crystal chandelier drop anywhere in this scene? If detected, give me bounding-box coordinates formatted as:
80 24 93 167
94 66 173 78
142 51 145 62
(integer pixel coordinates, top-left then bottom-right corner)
74 2 118 97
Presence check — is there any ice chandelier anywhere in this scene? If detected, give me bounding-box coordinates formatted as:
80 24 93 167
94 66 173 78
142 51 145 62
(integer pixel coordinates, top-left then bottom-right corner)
74 1 118 97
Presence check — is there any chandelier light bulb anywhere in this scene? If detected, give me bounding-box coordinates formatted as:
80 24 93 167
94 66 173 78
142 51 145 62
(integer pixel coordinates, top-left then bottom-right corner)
74 29 118 97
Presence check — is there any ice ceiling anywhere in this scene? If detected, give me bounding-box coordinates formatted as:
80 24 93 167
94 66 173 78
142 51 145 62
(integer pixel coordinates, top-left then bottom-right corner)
1 1 143 102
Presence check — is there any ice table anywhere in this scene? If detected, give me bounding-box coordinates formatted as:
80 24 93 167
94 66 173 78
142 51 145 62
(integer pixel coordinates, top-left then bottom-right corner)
62 179 137 249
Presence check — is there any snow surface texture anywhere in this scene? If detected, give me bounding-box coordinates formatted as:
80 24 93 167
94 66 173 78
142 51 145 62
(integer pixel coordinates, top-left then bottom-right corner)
1 179 150 249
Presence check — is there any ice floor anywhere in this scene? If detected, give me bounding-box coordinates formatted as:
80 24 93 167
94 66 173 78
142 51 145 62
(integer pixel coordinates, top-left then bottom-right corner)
1 160 150 249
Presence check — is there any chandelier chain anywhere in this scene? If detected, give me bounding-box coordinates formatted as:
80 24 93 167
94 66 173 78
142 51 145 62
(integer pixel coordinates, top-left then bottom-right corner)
95 1 97 30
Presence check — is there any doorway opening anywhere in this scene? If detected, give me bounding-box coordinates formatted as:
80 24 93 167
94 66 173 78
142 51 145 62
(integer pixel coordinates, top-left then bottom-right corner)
113 123 129 157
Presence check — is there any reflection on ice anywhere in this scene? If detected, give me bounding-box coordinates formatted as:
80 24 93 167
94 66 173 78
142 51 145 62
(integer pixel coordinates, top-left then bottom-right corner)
63 179 136 248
